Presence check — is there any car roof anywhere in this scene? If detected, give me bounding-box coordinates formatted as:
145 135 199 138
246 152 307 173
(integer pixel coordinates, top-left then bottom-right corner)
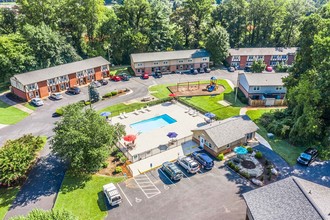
305 148 317 154
301 153 312 160
198 153 213 162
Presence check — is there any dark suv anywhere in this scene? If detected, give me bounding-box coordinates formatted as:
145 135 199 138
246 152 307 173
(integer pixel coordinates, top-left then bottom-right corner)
191 152 214 170
161 161 183 181
67 87 81 95
297 148 318 165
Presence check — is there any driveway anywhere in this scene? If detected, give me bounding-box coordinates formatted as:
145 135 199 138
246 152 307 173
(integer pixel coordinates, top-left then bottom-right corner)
105 160 254 220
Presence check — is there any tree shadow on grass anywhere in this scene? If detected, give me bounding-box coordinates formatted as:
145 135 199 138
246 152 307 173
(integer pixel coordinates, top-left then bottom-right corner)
59 173 92 194
0 187 20 214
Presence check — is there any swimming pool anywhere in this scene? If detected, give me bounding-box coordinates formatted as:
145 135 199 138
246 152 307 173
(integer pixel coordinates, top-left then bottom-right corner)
130 114 177 133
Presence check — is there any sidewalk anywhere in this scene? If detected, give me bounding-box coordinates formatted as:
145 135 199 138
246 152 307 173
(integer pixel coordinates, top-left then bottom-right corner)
0 93 34 114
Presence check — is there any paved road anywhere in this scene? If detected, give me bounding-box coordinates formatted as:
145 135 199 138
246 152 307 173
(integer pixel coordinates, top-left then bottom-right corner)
3 70 237 218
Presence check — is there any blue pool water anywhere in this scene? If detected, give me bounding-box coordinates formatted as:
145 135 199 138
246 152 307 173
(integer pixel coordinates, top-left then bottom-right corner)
130 114 177 133
234 146 248 155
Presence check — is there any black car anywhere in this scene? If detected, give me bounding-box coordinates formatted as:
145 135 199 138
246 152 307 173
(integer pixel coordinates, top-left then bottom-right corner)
297 148 318 165
98 79 108 85
67 87 81 95
244 66 252 72
191 152 214 170
161 161 183 181
154 70 162 78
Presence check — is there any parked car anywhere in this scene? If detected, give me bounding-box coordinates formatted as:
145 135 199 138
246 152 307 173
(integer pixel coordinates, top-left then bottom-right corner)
141 72 149 79
177 156 200 174
118 73 130 81
90 81 102 88
199 68 205 73
103 183 122 206
31 98 44 106
154 70 162 78
204 67 211 73
98 79 108 85
161 161 183 181
191 152 214 170
228 66 235 72
67 87 81 95
297 148 318 165
50 93 63 100
110 75 121 81
244 66 252 72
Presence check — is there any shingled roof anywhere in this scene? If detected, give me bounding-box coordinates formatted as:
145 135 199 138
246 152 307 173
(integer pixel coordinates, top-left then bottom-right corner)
192 116 258 147
243 177 330 220
130 49 210 63
229 47 298 56
241 72 289 86
12 56 109 85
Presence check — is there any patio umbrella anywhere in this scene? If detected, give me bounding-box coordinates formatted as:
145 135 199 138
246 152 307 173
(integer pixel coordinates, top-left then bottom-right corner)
205 112 216 119
167 132 178 141
100 111 111 117
123 134 137 143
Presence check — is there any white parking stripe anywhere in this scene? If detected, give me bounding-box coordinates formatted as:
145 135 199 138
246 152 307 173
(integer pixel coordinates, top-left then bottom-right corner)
181 170 191 181
158 169 176 186
134 174 161 199
117 183 133 207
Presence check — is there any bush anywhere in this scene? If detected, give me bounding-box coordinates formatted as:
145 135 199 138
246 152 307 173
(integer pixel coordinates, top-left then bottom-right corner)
227 161 234 168
240 171 250 179
260 175 264 181
55 108 64 116
115 166 122 173
101 162 108 169
10 209 78 220
111 147 119 156
111 91 118 96
120 156 127 164
247 147 253 153
234 165 240 172
84 101 91 106
265 159 269 166
268 173 272 181
103 92 112 98
255 151 263 159
217 153 224 161
116 152 124 159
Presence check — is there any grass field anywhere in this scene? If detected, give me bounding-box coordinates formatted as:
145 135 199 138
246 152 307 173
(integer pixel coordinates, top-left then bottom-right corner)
0 187 20 220
246 109 308 166
0 100 29 124
23 102 36 111
54 174 125 220
98 102 148 116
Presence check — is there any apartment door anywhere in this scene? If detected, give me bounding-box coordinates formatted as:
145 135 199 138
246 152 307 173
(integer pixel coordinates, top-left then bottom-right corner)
199 136 205 149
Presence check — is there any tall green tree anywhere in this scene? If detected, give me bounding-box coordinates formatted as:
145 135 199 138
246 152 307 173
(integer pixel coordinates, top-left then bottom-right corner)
0 8 18 34
52 103 125 173
10 209 78 220
251 60 266 72
205 25 230 65
21 24 81 69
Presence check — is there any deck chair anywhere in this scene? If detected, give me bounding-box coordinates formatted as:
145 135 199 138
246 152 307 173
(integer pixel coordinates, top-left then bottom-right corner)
146 106 151 112
123 112 128 118
140 107 146 113
119 113 125 119
189 109 196 115
134 109 139 115
185 107 191 113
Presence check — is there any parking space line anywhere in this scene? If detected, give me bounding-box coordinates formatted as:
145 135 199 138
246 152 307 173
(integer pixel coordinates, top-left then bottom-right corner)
181 171 191 181
117 183 133 207
134 174 161 199
159 169 176 186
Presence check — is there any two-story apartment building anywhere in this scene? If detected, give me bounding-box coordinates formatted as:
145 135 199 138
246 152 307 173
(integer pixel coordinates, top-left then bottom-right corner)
130 49 210 76
10 57 110 101
226 47 298 69
238 72 289 106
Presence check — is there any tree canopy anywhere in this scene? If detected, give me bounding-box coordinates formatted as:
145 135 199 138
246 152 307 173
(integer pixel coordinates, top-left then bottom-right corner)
10 209 78 220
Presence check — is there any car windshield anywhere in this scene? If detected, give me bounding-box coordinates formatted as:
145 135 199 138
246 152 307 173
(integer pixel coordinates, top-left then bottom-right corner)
300 153 311 160
191 163 199 168
112 196 121 202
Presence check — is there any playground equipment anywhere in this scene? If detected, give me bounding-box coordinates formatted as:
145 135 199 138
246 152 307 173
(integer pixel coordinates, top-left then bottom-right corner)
206 77 218 92
176 81 200 92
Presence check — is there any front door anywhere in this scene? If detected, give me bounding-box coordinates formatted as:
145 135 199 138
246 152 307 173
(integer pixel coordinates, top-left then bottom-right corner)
199 136 205 149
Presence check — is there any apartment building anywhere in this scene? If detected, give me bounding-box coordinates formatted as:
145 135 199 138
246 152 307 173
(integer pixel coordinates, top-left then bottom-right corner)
226 47 298 69
130 49 210 76
10 57 110 101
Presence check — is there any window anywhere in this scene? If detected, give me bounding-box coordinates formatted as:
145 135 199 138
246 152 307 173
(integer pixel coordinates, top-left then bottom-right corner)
178 60 184 63
188 59 193 62
226 144 230 149
163 61 168 65
272 55 278 60
253 87 260 91
257 55 264 60
137 63 143 67
28 92 34 99
202 57 208 61
76 71 84 78
87 68 94 75
232 56 240 61
276 87 282 90
270 61 278 66
246 62 253 66
247 56 254 61
137 69 141 73
101 65 108 71
209 143 212 149
153 62 159 65
281 55 287 60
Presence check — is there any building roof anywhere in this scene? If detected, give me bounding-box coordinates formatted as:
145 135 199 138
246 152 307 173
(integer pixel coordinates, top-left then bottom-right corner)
12 57 109 85
241 72 289 87
192 116 258 147
243 177 329 220
229 47 298 56
130 49 210 63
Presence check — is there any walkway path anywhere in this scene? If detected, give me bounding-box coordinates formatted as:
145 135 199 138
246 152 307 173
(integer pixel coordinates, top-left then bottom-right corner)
0 93 34 114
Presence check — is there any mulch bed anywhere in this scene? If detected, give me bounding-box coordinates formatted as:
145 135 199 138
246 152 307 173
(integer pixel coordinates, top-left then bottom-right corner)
167 83 225 97
97 156 132 178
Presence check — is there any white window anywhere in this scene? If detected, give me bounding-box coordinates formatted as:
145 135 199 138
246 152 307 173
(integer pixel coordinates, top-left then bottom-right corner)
137 69 141 73
257 55 264 60
28 92 34 98
163 61 168 65
270 61 278 66
187 59 193 62
202 57 208 61
178 60 184 63
101 65 108 71
76 71 84 78
137 63 143 67
253 87 260 91
87 68 94 75
153 62 159 65
232 56 240 61
226 144 230 149
246 62 253 66
281 55 287 60
247 56 254 61
272 55 278 60
276 87 282 90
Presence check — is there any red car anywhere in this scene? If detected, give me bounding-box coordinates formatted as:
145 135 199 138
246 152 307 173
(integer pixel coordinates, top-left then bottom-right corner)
141 73 149 79
110 75 121 81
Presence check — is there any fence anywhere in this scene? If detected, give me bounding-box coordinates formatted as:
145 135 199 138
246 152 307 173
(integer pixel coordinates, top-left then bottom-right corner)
248 98 287 107
117 135 193 163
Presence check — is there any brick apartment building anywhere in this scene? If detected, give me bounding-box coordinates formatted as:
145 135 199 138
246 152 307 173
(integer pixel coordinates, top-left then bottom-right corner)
226 47 298 69
130 49 210 76
10 57 110 101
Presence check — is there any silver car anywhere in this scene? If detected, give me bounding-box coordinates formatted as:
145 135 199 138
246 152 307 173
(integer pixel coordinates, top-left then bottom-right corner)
31 98 44 106
50 93 63 100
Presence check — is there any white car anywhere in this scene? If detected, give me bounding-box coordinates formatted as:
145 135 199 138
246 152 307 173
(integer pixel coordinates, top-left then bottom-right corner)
177 156 200 174
50 93 63 100
30 98 44 106
103 183 122 206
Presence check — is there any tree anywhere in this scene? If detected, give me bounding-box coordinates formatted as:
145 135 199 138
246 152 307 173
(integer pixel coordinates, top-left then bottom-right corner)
10 209 78 220
21 24 81 69
51 103 125 173
205 25 230 65
0 34 36 82
251 60 266 72
0 8 18 34
0 135 45 186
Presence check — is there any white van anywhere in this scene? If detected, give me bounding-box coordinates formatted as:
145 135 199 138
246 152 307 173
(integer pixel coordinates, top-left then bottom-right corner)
103 183 122 206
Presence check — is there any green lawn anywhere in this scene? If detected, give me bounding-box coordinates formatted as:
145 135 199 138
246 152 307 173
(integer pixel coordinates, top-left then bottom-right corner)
149 84 172 99
54 174 125 220
23 102 36 111
110 66 134 76
98 102 148 116
0 100 29 124
246 109 308 166
0 187 20 220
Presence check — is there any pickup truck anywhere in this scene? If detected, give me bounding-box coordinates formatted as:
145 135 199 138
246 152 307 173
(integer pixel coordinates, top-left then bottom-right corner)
103 183 122 206
177 156 200 174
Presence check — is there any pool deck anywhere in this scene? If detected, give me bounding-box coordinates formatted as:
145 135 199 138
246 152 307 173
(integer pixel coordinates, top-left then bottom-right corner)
111 102 206 156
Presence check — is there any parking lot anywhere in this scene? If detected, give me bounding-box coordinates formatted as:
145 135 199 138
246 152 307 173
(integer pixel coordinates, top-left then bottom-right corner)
105 160 254 220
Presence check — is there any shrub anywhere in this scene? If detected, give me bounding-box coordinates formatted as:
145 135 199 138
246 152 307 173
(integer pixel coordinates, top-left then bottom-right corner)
260 175 264 181
115 166 122 173
101 162 108 169
217 153 224 161
265 159 269 166
111 148 119 156
111 91 118 96
84 101 91 106
237 89 248 104
227 161 234 168
234 165 240 172
247 147 253 153
268 173 272 181
55 108 64 116
255 151 263 159
240 171 250 179
120 156 127 164
115 152 124 159
103 92 112 98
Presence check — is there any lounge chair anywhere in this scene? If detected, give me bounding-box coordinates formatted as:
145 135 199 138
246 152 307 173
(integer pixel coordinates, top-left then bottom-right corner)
185 107 191 113
140 107 146 113
192 111 199 117
204 118 211 124
134 109 139 115
146 106 151 112
119 113 125 119
123 112 128 118
189 110 196 115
